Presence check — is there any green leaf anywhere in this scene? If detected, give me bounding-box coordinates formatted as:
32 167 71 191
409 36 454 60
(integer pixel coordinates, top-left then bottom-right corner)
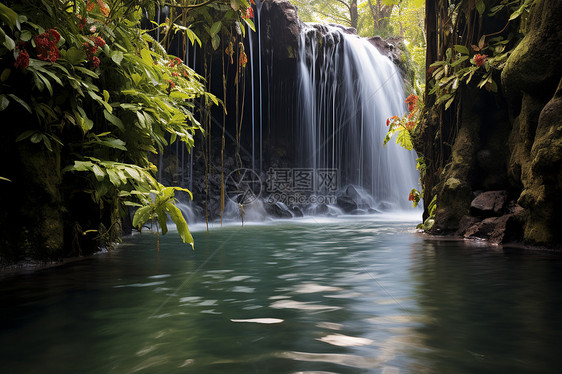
71 161 95 172
210 21 222 36
243 18 256 32
65 47 86 65
106 169 121 186
92 164 105 181
444 95 455 110
211 34 220 50
140 48 153 65
0 95 9 111
15 130 35 142
20 29 32 41
454 45 469 55
133 206 153 229
451 55 469 67
476 0 485 16
156 207 168 235
7 94 31 113
131 73 142 86
99 137 127 151
0 3 19 30
110 50 123 65
185 27 202 47
103 110 124 131
1 68 10 81
167 203 194 249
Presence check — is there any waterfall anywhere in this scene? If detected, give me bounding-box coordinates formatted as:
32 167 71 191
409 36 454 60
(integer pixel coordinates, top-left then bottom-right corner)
296 24 419 211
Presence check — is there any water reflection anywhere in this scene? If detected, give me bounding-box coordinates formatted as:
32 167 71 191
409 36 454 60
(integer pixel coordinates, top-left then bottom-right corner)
0 216 561 373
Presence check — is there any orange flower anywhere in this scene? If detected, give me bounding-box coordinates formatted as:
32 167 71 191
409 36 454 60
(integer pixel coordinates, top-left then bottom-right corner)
404 94 418 112
97 0 110 17
239 51 248 68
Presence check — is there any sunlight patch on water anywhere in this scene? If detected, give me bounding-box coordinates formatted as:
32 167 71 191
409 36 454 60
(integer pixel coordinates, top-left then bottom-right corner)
232 286 255 293
270 299 341 312
317 334 374 347
225 275 253 282
147 274 171 279
113 281 166 288
230 318 284 324
178 296 202 303
293 283 343 294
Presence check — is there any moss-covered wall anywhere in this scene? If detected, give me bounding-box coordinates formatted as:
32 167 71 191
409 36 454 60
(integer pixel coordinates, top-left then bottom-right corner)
416 0 562 248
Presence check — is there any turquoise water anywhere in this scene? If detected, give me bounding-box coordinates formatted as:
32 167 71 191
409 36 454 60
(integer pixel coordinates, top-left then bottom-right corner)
1 215 562 373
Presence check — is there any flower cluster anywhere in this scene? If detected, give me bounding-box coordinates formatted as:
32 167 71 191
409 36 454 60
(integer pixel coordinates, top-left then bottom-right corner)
241 7 254 19
405 94 419 113
14 49 30 69
82 35 106 68
474 54 487 67
167 57 182 67
87 0 110 17
34 29 60 63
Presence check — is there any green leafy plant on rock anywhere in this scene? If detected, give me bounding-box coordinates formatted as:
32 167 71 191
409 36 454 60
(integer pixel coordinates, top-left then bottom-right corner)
0 0 233 254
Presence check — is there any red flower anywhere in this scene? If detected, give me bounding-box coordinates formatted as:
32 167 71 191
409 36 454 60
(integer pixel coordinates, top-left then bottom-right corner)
404 94 419 113
78 16 87 30
474 54 487 67
173 57 182 66
167 80 176 89
386 118 390 126
405 121 416 130
242 7 254 19
48 29 60 43
171 72 180 77
34 30 60 63
408 192 415 201
14 49 29 69
91 56 100 68
93 36 105 48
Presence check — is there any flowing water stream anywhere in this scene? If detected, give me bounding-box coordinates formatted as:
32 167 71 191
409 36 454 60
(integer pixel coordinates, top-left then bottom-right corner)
2 215 562 373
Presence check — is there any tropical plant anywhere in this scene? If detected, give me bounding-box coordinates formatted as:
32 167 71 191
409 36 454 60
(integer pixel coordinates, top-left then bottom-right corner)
0 0 251 252
384 93 423 208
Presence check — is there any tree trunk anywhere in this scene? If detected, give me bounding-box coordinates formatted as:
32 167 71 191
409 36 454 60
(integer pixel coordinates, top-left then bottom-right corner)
350 0 358 30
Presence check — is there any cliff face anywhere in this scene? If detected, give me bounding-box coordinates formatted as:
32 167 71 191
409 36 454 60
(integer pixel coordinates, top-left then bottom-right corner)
418 0 562 248
501 0 562 245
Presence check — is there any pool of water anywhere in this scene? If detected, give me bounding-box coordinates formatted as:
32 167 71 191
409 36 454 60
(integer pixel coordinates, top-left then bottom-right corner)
1 215 562 373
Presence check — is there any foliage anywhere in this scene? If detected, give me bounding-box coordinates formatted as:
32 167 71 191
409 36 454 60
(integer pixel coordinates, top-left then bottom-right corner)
384 93 423 208
131 184 195 251
384 94 421 151
427 0 536 110
416 194 436 230
0 0 235 250
157 0 256 51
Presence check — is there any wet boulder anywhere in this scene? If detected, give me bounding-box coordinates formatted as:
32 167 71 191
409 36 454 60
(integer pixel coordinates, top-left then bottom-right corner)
470 190 508 217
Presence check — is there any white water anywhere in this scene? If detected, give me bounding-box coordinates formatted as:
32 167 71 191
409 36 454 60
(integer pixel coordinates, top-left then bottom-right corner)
297 25 420 211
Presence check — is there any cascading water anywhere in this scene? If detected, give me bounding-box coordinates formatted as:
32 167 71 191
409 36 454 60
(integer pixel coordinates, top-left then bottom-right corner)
159 3 421 222
297 24 419 211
